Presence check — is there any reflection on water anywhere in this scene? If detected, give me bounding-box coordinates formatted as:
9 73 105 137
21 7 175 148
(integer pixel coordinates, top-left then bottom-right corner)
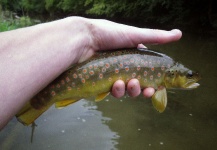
1 33 217 150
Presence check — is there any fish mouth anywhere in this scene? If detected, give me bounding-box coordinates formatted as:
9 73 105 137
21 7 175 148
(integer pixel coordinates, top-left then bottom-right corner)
186 82 200 89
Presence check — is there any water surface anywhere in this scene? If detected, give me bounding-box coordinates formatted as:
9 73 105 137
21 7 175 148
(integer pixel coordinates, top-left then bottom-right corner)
1 33 217 150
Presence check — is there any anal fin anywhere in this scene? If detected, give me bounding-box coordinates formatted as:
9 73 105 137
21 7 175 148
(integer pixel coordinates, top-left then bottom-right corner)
55 99 79 109
95 92 110 102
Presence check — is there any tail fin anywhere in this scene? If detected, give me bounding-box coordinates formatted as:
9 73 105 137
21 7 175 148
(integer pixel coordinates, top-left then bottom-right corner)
16 101 53 126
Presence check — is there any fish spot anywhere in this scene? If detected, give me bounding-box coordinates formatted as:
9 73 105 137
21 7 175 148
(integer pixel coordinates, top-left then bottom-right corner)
85 75 89 79
82 69 87 74
51 91 56 97
102 67 106 73
66 77 70 82
50 85 55 89
113 58 118 63
130 58 134 63
157 73 161 77
78 74 82 78
105 63 110 68
167 64 171 68
67 86 72 91
81 78 85 83
151 67 155 71
115 69 119 74
125 66 129 72
99 61 104 66
132 73 136 78
92 82 96 86
99 73 103 79
94 64 98 69
137 65 141 71
89 65 93 69
150 75 153 80
73 73 78 79
72 82 75 87
56 84 60 88
119 63 123 68
161 65 165 71
137 75 141 80
89 71 94 75
144 71 148 76
61 80 65 85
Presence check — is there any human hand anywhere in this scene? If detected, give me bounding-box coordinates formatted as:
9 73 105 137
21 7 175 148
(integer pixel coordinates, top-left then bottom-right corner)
72 17 182 99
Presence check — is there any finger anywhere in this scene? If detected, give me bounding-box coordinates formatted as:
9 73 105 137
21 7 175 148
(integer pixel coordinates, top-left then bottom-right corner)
111 80 125 98
89 19 182 50
142 87 155 98
137 44 147 49
127 79 141 97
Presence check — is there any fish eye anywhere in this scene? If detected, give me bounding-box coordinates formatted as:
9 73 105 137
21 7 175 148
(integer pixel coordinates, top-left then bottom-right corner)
187 71 193 78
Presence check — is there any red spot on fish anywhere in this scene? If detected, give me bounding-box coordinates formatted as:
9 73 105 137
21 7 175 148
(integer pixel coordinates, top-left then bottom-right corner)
115 69 119 74
150 75 153 80
137 65 141 71
125 66 129 72
78 74 82 78
61 80 65 85
89 65 93 69
144 71 148 76
151 67 155 71
94 64 98 69
99 73 103 79
81 78 85 83
102 67 106 73
100 62 104 66
157 73 161 77
137 75 141 80
89 71 94 75
161 66 165 71
83 69 87 74
119 63 123 68
73 73 78 79
51 91 56 96
113 58 118 63
56 84 60 88
130 58 134 63
72 82 75 87
132 73 136 78
85 75 89 79
105 63 110 68
67 86 72 91
66 77 70 82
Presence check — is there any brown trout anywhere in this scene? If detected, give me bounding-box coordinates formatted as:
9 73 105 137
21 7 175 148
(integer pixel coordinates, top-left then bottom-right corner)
16 48 200 125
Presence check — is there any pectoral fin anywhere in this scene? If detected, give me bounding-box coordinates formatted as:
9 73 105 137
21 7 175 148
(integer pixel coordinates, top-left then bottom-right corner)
55 99 79 109
95 92 110 102
151 86 167 113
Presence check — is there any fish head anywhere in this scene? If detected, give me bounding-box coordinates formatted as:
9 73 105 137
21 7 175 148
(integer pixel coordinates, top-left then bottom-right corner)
164 63 201 89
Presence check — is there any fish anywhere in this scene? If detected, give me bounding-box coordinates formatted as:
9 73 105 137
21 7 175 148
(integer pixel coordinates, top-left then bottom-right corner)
16 48 200 126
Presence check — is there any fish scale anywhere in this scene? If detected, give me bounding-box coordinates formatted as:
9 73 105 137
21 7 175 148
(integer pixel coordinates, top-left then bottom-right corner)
16 48 200 125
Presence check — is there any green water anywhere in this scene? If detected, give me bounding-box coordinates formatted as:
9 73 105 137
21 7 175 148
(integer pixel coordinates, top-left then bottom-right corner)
1 33 217 150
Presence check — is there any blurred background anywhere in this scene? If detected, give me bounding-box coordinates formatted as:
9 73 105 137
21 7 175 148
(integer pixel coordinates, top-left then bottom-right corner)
1 0 217 150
